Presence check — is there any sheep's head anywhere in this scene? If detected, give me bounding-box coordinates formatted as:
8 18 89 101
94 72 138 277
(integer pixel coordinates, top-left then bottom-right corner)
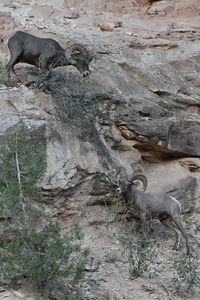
66 44 94 77
103 167 148 195
115 167 148 194
115 166 129 195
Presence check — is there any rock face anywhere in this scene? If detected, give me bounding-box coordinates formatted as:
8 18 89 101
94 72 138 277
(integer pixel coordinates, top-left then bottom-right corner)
63 0 137 12
0 85 114 221
0 0 200 217
0 1 200 298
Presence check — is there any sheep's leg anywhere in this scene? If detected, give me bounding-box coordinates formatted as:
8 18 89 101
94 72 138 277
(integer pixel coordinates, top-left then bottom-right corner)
171 214 190 255
32 56 50 88
6 55 17 75
160 217 181 251
39 55 52 79
6 50 22 81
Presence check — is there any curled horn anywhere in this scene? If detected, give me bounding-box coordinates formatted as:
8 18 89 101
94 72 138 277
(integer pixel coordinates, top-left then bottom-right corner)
66 44 94 62
65 44 86 65
68 44 88 57
116 167 147 191
131 174 148 192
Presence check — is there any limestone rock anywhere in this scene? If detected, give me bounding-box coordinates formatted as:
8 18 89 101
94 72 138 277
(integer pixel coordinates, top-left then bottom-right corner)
28 5 55 19
98 21 122 32
64 10 80 19
98 23 116 32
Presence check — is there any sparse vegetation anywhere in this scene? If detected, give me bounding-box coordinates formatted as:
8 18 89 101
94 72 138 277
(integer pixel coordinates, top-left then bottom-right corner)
61 92 110 122
173 248 200 294
105 193 200 295
0 124 89 299
38 72 113 123
0 62 9 84
105 199 157 279
119 221 157 278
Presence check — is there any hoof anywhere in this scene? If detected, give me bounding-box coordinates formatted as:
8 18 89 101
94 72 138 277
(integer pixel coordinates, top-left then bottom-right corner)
186 248 190 256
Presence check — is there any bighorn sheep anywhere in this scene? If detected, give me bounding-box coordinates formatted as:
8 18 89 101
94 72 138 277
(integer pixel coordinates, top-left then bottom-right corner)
6 31 94 79
116 167 190 255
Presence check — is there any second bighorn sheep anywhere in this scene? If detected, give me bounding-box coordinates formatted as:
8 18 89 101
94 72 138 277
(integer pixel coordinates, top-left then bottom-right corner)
6 31 94 79
116 167 190 255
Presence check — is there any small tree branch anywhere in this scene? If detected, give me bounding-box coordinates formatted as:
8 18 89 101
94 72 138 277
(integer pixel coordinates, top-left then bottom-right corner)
15 128 23 199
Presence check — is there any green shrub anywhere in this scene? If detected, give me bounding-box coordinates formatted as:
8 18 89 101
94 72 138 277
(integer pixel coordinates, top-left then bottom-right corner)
0 123 89 299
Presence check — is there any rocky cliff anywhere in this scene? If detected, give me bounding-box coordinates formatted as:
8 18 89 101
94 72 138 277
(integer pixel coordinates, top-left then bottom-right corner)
0 0 200 299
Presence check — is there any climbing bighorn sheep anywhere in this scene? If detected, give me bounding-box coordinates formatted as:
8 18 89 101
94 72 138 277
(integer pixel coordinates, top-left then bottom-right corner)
6 31 94 78
116 167 190 255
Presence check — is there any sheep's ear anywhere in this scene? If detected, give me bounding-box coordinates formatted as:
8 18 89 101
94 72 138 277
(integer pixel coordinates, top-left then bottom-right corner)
71 50 81 57
67 58 77 65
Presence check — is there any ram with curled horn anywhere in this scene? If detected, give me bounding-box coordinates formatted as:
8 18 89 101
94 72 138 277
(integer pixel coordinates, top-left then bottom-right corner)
6 31 94 80
116 166 190 255
65 44 94 76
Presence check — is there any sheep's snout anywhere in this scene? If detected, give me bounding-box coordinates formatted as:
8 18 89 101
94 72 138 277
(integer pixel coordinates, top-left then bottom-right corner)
82 70 91 77
116 187 122 194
